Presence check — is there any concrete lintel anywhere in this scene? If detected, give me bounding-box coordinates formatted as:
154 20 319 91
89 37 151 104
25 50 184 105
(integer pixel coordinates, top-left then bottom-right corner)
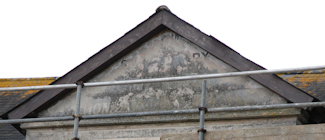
21 108 299 129
24 117 297 140
161 123 325 140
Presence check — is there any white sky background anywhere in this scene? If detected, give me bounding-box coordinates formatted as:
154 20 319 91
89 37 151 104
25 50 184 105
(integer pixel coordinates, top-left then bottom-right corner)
0 0 324 78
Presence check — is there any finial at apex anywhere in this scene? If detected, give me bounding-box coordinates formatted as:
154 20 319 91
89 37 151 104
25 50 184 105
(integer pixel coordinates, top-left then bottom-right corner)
156 5 171 13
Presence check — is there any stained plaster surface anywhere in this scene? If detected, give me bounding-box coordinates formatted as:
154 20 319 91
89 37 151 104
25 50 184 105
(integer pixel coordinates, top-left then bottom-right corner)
24 117 297 140
29 30 297 139
39 30 287 118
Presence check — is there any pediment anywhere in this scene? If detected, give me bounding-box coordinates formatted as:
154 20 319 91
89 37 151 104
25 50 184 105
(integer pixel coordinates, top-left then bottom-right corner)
7 9 313 120
39 30 286 117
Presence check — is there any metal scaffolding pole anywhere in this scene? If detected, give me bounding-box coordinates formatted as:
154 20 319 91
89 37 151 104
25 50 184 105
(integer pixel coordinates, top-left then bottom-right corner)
1 65 325 139
72 82 83 140
1 65 325 92
1 101 325 125
199 80 207 140
0 116 73 124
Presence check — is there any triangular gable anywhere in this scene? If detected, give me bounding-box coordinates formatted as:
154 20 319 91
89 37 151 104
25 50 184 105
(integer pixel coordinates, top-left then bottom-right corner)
38 30 288 117
7 7 314 120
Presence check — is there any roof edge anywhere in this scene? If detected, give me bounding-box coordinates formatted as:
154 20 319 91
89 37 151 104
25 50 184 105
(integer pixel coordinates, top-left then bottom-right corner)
7 10 166 119
160 10 314 103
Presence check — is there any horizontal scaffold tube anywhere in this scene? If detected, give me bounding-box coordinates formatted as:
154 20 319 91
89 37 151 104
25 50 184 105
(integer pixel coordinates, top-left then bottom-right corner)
0 116 73 124
1 65 325 92
1 101 325 124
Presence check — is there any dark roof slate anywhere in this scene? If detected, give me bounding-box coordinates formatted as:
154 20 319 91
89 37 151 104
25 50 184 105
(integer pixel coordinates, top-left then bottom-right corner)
0 78 56 139
0 119 25 140
0 78 56 116
279 70 325 101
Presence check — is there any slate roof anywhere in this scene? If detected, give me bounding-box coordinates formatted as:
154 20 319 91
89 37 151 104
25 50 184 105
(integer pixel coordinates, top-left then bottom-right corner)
0 78 56 139
279 70 325 101
0 78 57 116
0 118 25 140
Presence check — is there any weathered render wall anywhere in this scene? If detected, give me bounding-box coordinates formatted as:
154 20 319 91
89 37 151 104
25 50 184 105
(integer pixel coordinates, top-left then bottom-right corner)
39 30 287 117
22 30 299 139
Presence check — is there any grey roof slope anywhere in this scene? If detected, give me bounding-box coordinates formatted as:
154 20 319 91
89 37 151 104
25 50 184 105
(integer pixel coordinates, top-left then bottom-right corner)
0 78 56 138
0 119 25 140
279 70 325 101
0 78 56 117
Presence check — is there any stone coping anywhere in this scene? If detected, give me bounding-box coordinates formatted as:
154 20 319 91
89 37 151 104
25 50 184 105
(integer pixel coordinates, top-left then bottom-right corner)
161 123 325 140
22 108 299 129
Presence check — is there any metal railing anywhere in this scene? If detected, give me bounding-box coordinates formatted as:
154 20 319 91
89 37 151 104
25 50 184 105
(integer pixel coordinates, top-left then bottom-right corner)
1 65 325 140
